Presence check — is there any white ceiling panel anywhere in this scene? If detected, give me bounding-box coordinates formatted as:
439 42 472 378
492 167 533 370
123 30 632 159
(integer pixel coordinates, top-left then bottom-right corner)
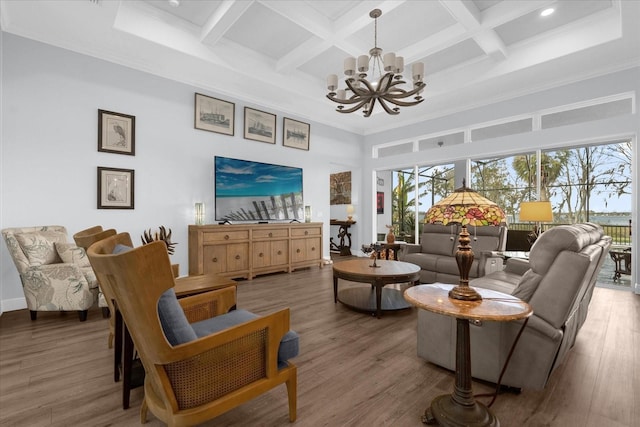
420 38 485 77
495 0 613 46
222 2 315 60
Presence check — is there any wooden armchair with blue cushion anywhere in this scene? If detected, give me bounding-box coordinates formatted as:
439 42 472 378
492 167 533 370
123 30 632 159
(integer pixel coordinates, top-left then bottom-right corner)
86 232 298 426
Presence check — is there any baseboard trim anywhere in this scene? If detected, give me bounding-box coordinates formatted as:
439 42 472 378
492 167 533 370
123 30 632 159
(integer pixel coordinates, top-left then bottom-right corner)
1 297 27 315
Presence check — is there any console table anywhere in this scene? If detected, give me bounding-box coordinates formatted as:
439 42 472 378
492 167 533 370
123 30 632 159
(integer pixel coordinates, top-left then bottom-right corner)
404 283 532 426
330 219 355 255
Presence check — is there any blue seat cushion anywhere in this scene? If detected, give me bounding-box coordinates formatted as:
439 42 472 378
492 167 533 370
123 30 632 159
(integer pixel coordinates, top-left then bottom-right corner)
192 309 299 365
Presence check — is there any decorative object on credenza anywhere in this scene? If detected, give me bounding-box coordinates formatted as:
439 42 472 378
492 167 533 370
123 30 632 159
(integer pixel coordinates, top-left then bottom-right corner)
519 201 553 245
97 167 134 209
424 179 506 301
283 117 310 150
326 9 425 117
304 206 312 223
98 109 135 155
244 107 276 144
194 93 235 136
195 202 205 225
141 226 177 256
385 225 395 243
346 205 355 221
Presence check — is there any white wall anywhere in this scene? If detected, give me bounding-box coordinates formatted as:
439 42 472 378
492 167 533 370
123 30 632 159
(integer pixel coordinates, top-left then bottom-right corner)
0 33 363 313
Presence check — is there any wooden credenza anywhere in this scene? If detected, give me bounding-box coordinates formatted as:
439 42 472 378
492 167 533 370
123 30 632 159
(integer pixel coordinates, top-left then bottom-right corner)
189 222 323 279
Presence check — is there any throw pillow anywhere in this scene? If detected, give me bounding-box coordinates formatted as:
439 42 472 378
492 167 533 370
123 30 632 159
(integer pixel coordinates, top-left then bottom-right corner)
15 231 67 266
158 288 198 346
55 242 91 268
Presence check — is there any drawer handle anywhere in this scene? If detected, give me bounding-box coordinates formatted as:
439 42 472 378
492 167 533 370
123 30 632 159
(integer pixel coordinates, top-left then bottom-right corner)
212 257 218 263
224 235 230 240
235 255 241 260
259 253 264 257
296 249 301 253
304 231 308 235
277 250 282 255
311 247 316 251
269 232 273 237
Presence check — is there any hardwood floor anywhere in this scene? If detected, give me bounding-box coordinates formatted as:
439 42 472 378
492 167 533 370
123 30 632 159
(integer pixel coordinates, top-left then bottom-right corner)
1 263 638 427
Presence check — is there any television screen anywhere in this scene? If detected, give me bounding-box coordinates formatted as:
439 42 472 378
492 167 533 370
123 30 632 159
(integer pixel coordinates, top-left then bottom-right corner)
215 156 304 222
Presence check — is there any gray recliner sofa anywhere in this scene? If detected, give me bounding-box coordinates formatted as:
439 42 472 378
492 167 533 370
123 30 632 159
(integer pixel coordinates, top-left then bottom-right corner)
401 223 507 284
416 223 612 390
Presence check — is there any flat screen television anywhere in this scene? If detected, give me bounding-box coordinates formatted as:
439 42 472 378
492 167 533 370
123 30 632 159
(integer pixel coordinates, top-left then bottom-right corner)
214 156 304 222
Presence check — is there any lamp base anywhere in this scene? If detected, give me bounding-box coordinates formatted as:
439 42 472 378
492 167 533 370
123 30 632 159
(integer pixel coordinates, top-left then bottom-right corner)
448 285 482 301
451 225 483 302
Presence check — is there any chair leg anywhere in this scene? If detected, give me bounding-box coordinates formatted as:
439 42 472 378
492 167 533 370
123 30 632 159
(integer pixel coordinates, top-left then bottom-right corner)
286 366 297 422
30 310 37 321
114 309 123 382
140 399 148 424
78 310 88 322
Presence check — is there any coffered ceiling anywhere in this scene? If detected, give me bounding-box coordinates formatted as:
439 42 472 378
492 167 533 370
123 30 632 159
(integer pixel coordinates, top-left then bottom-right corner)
1 0 638 135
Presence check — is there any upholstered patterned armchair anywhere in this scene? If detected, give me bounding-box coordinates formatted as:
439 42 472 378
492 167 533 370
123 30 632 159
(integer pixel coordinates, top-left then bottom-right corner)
2 226 99 321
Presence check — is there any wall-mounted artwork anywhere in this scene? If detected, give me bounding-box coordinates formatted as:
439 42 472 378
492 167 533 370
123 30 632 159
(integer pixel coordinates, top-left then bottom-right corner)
244 107 276 144
194 93 235 136
283 117 310 150
377 192 384 214
97 167 134 209
330 171 351 205
98 109 135 155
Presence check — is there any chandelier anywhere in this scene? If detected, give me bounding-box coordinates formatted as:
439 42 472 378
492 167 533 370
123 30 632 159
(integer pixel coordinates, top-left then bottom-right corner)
326 9 425 118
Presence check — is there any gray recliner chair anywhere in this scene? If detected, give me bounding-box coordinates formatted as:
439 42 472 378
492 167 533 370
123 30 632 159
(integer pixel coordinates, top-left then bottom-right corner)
416 223 612 390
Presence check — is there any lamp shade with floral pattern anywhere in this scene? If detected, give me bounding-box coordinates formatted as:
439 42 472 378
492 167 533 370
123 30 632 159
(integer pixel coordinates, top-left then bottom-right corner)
425 181 506 226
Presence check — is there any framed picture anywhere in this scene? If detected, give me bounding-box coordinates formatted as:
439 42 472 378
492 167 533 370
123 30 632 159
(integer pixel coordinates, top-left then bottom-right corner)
283 117 310 150
377 192 384 214
244 107 276 144
98 109 135 155
194 93 235 136
97 167 134 209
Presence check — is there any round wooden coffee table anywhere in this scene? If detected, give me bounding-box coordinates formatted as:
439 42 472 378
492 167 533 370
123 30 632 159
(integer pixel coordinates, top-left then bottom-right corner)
333 258 420 318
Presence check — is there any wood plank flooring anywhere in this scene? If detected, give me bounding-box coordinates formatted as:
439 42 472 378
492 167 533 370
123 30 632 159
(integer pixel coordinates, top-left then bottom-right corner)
1 262 638 427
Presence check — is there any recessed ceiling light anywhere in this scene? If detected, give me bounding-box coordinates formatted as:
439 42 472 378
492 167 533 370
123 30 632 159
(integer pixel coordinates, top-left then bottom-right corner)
540 8 555 17
168 0 180 7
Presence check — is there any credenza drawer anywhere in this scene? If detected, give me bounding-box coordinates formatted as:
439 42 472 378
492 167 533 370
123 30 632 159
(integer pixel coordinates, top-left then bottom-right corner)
253 228 289 239
291 227 321 237
203 230 249 243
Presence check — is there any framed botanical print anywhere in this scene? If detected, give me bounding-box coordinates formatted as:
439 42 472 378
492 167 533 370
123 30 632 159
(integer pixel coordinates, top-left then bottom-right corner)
283 117 310 150
98 109 135 155
244 107 276 144
97 167 134 209
194 93 235 136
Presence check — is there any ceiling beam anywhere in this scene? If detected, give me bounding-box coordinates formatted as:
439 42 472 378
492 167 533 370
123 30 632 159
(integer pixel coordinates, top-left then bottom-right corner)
200 0 254 46
439 0 507 61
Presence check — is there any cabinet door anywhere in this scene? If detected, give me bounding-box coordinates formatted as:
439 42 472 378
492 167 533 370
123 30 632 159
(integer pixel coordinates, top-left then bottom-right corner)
271 240 288 266
253 241 270 268
291 239 305 263
203 245 227 275
226 243 249 272
305 237 321 261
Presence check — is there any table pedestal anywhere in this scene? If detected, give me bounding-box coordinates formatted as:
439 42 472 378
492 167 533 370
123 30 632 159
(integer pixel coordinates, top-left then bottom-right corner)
403 284 531 427
423 318 497 426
